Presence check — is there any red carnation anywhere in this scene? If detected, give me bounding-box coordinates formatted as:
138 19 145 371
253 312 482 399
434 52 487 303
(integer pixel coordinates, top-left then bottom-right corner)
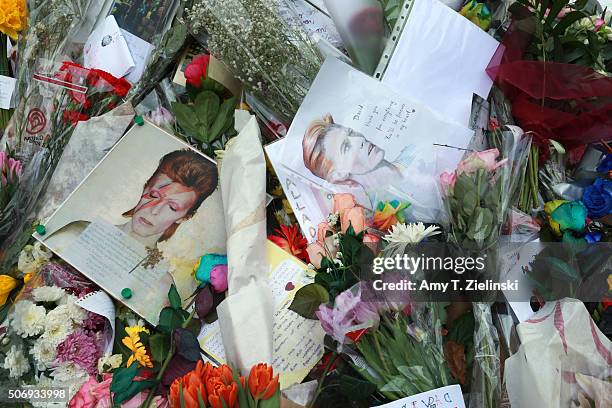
268 224 310 263
63 110 90 125
184 54 211 88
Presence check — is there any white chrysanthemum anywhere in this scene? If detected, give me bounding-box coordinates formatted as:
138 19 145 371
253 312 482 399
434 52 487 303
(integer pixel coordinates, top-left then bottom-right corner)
41 307 73 345
2 345 30 378
11 300 46 338
32 286 66 303
31 242 52 262
50 361 87 384
30 338 57 370
17 245 36 274
383 223 441 245
58 294 86 324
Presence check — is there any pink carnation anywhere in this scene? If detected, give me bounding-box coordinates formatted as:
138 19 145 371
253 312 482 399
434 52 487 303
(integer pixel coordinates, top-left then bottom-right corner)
56 331 100 375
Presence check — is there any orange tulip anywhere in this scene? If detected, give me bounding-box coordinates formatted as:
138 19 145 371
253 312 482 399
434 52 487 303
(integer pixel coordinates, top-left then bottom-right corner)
207 377 237 408
208 364 234 385
169 360 213 408
248 363 279 400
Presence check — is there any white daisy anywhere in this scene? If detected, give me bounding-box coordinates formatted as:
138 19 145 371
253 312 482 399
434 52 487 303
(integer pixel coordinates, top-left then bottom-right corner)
30 338 57 370
32 286 65 303
41 307 73 345
383 223 441 245
11 300 46 338
2 345 30 378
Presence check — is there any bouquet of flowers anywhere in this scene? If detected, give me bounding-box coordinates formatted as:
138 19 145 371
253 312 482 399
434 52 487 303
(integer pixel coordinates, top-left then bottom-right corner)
185 0 323 122
171 53 238 158
0 60 131 269
0 262 111 406
168 361 280 408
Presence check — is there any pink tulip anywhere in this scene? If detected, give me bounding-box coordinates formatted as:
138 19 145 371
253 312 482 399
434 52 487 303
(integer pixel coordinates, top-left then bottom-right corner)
439 171 457 195
594 17 605 31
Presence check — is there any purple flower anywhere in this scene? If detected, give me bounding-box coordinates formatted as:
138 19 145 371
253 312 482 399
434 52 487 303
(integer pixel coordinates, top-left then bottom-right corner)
82 311 106 331
315 285 379 344
582 178 612 219
55 330 100 375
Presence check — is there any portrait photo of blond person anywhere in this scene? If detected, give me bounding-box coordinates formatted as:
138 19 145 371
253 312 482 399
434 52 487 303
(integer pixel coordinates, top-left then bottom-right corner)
301 113 443 219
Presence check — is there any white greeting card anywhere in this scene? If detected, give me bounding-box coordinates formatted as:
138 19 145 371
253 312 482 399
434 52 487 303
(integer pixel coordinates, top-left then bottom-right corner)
269 57 473 240
84 15 135 78
373 384 466 408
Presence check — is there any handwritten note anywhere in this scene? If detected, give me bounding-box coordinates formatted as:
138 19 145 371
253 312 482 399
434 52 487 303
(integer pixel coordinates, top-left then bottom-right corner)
278 0 342 47
64 218 172 324
199 241 325 388
373 384 465 408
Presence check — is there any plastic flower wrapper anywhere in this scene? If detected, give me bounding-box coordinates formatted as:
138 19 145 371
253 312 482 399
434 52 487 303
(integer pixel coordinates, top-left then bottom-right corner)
185 0 323 123
0 59 131 270
12 0 94 102
323 0 385 75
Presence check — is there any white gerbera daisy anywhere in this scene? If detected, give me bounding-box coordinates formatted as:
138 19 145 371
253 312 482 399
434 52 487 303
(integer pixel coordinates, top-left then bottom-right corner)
32 286 66 303
30 338 57 370
11 300 46 337
2 345 30 378
41 307 73 345
383 222 441 245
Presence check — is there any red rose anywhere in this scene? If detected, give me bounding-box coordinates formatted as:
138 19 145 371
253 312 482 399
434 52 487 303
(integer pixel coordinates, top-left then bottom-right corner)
184 54 211 88
63 110 90 125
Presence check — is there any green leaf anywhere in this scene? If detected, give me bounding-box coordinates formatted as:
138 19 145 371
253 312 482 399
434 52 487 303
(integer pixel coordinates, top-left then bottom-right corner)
110 363 139 394
158 307 184 333
288 283 330 319
208 96 237 143
553 11 587 35
195 91 220 129
172 102 200 137
174 328 202 362
338 375 377 400
150 333 171 363
114 379 157 406
259 387 281 408
168 285 182 310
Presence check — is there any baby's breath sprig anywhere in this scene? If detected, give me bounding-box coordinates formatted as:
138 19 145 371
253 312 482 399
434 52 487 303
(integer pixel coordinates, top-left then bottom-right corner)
186 0 323 121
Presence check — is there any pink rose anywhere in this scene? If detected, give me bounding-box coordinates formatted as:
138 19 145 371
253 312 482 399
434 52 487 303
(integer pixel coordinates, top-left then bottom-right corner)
184 54 211 88
363 233 381 253
69 376 99 408
210 264 228 293
332 193 358 215
457 149 507 175
340 206 366 234
439 171 457 195
306 235 337 268
316 221 333 243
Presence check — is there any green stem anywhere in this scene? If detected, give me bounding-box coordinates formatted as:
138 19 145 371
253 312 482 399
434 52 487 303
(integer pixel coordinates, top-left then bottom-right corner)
140 309 196 408
307 352 338 408
529 146 539 208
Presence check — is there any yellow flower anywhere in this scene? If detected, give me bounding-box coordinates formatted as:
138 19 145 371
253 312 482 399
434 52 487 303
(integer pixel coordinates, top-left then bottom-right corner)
0 275 18 306
122 326 153 368
544 200 568 236
0 0 28 39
